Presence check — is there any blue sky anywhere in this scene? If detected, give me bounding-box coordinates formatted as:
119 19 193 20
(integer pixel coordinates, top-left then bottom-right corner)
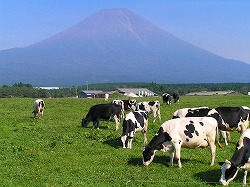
1 0 250 63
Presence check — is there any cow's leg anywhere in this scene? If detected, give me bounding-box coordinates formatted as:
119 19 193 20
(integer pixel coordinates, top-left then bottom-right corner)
127 132 134 149
220 130 228 146
114 115 119 131
153 111 157 123
207 137 216 166
127 138 132 149
93 119 100 129
143 122 148 144
157 109 161 121
243 170 248 186
174 143 182 168
169 150 174 167
226 131 231 142
121 135 127 148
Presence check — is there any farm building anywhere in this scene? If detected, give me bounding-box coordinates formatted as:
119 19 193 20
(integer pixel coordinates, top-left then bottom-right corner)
185 90 236 96
117 88 157 97
78 90 107 98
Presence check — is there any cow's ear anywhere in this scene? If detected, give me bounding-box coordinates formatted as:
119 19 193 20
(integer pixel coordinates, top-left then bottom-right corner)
225 160 231 165
218 162 224 166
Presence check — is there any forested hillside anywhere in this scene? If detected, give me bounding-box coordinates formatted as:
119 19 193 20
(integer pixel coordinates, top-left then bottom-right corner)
0 82 249 98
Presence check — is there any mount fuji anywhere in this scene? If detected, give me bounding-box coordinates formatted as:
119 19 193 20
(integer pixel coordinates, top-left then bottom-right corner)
1 8 250 86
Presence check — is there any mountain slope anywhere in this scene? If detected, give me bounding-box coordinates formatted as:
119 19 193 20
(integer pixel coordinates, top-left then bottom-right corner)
0 8 250 86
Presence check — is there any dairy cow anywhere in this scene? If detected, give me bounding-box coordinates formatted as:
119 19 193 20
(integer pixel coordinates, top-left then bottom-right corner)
162 93 171 105
208 106 250 145
122 99 137 111
111 100 125 118
172 107 211 119
143 117 220 168
172 93 180 103
136 101 161 122
33 99 45 118
219 129 250 186
82 103 122 131
121 110 148 149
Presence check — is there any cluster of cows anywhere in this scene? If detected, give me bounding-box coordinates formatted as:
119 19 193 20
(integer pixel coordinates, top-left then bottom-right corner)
33 95 250 185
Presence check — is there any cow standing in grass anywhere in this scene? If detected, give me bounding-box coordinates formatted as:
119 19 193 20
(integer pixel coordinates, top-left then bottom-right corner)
219 129 250 186
82 103 122 131
121 110 148 149
33 99 45 118
162 93 171 105
111 99 125 118
208 106 250 145
136 101 161 122
172 93 180 103
142 117 220 168
122 99 137 111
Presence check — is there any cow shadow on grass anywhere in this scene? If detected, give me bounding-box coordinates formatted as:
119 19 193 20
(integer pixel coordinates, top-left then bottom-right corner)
194 169 221 186
195 168 245 186
127 155 192 167
103 137 144 149
103 137 122 149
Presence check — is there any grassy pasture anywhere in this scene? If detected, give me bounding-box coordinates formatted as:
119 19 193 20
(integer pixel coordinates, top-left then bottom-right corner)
0 95 250 186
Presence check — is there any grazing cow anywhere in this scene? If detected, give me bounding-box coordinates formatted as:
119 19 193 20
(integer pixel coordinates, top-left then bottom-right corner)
208 106 250 145
172 107 211 119
111 100 125 118
81 104 122 131
142 117 220 168
33 99 45 118
172 93 180 103
122 99 137 111
136 101 161 122
121 110 148 149
162 93 171 105
219 129 250 186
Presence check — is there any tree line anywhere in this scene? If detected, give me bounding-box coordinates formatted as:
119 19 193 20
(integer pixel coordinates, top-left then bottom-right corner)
0 82 249 98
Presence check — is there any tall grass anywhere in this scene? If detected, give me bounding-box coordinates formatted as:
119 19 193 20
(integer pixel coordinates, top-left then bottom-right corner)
0 95 249 186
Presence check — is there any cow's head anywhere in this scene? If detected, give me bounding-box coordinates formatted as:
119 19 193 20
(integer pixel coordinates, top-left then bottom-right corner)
143 143 170 166
143 127 172 166
219 160 239 186
81 118 89 127
142 145 157 166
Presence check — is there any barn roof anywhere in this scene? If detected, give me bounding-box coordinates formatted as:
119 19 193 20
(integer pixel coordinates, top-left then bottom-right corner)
79 90 103 94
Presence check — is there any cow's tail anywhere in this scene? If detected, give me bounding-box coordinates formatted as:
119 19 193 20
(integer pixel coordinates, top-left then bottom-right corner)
216 126 223 148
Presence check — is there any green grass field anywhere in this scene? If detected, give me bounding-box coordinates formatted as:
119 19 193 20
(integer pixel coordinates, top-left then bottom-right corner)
0 95 250 186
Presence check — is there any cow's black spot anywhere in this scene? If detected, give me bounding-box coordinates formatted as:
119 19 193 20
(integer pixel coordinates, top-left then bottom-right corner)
186 138 189 142
195 130 199 136
179 140 181 144
199 122 204 126
184 123 196 138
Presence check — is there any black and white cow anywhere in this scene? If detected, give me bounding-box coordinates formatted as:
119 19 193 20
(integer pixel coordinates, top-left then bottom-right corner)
136 101 161 122
82 103 122 131
208 106 250 145
172 93 180 103
142 117 220 168
111 100 125 118
121 110 148 149
162 93 171 105
219 129 250 186
122 99 137 111
172 107 211 119
33 99 45 118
